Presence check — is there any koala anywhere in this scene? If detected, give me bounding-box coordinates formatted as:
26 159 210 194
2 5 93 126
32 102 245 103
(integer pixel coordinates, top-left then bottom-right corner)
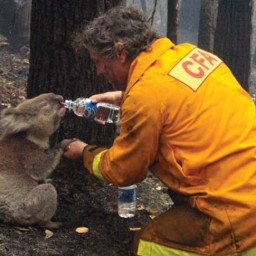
0 93 72 229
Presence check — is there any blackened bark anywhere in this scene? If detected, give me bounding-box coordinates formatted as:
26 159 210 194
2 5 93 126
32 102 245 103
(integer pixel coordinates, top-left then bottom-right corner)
167 0 178 43
28 0 122 146
198 0 218 52
214 0 252 91
0 0 31 49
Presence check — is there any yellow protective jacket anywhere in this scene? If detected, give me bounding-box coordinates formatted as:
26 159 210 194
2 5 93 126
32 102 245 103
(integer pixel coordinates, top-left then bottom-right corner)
83 38 256 255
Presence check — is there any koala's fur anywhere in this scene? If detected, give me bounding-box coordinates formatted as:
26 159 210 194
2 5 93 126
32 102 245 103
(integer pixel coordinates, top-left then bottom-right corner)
0 93 71 229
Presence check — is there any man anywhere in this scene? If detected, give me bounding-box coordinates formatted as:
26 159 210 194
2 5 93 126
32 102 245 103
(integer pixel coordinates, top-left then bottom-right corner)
64 6 256 256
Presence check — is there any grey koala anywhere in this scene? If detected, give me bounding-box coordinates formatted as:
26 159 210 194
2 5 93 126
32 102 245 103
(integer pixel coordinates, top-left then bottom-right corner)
0 93 72 229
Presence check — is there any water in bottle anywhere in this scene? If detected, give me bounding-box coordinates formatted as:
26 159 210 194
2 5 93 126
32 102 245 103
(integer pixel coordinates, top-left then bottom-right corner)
118 185 137 218
65 98 120 124
96 102 120 124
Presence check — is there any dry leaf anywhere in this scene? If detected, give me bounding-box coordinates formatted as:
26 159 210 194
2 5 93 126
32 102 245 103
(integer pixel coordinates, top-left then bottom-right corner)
149 215 156 219
45 229 54 239
129 227 141 231
14 226 31 232
75 227 89 234
137 205 145 211
22 59 30 64
156 185 162 191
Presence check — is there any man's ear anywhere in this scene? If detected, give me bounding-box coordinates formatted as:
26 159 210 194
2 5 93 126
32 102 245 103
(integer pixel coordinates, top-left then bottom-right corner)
115 42 128 63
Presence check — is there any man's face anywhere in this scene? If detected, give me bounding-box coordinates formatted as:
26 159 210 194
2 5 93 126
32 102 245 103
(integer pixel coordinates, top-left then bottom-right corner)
88 48 131 91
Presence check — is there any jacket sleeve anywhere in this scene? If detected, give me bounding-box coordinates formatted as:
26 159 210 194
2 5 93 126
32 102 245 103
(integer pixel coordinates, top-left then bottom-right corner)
83 83 163 186
83 145 108 180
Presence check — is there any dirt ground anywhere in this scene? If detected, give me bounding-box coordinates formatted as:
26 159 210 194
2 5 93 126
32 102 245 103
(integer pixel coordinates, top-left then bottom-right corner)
0 42 173 256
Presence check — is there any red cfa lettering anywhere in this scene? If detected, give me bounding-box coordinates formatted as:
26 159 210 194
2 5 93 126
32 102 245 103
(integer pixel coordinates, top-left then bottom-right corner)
182 49 219 78
169 47 222 91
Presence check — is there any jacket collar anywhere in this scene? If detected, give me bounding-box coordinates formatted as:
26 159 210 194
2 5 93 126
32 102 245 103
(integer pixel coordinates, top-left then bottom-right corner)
125 37 175 94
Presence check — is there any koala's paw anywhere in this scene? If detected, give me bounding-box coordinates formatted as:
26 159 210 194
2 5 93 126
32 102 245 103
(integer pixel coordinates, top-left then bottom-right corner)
44 178 53 184
59 139 76 149
38 178 52 184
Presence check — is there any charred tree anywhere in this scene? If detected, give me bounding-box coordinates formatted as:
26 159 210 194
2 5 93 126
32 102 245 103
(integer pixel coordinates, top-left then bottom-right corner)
28 0 123 146
167 0 178 43
0 0 31 50
214 0 252 91
198 0 218 52
0 0 16 41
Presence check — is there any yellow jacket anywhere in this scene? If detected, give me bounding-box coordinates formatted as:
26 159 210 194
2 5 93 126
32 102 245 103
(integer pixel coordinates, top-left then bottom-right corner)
83 38 256 254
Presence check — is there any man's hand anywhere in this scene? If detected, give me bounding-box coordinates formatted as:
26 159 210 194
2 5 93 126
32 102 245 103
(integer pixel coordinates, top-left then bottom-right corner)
63 140 88 160
89 91 123 125
90 91 123 106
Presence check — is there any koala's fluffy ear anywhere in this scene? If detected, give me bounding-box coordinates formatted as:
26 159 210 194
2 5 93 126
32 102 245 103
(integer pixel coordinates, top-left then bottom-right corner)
0 107 30 135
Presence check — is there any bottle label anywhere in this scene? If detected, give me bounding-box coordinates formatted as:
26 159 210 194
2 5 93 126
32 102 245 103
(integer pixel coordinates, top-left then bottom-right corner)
118 188 136 203
84 101 98 119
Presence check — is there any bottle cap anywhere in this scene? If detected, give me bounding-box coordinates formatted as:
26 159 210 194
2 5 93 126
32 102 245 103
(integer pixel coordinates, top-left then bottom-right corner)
64 99 73 109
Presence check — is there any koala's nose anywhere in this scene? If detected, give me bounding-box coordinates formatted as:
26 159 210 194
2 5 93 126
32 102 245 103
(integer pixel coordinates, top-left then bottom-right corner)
54 94 66 108
55 94 64 102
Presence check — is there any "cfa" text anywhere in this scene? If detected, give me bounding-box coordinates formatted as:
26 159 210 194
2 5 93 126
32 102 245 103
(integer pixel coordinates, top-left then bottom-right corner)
169 47 223 91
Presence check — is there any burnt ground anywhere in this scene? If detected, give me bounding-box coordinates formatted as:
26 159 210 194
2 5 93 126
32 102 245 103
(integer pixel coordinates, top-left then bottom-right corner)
0 41 173 256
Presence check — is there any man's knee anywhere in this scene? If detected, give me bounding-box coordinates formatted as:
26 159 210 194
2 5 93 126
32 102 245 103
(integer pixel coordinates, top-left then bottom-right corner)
133 204 210 255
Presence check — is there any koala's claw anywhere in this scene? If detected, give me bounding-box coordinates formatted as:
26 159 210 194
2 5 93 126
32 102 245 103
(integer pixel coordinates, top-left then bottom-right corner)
45 178 53 184
59 139 76 149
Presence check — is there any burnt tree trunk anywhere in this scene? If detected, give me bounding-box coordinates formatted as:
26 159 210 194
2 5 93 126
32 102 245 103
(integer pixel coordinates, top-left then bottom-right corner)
198 0 218 52
167 0 178 43
0 0 31 50
28 0 122 146
214 0 252 91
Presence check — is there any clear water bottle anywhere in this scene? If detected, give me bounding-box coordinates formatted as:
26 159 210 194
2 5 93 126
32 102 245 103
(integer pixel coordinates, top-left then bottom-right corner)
65 98 120 124
118 185 137 218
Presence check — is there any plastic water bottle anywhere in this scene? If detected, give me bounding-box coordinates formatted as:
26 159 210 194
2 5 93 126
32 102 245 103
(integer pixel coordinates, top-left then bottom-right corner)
118 185 137 218
65 98 120 124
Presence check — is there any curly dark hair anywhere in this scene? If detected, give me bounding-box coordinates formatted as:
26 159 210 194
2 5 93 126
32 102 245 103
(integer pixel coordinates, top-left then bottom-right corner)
74 6 159 60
